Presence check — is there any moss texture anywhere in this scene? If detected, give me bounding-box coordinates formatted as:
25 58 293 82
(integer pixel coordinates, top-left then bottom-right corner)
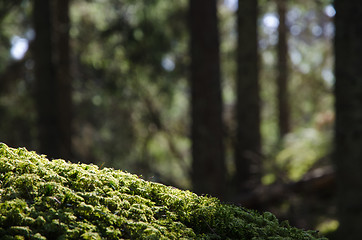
0 143 327 239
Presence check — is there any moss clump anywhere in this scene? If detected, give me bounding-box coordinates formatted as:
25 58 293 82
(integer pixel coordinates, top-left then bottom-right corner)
0 143 327 239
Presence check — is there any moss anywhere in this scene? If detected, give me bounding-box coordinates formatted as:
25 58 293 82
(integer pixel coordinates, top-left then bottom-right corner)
0 143 327 239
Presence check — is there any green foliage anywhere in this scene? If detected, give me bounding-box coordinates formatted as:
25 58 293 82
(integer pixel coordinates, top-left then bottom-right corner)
0 0 335 194
67 0 191 185
0 143 327 239
276 128 331 181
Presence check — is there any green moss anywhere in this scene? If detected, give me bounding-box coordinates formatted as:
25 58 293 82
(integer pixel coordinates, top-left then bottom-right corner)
0 143 327 239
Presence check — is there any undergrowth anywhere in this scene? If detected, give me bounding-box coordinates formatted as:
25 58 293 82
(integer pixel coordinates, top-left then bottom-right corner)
0 143 327 239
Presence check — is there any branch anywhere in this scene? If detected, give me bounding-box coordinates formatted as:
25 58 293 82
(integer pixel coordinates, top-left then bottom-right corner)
235 166 336 209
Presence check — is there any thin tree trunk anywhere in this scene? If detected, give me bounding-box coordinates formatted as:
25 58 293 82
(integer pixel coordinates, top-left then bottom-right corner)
276 0 290 138
334 0 362 238
33 0 59 158
234 0 261 189
189 0 226 199
53 0 72 159
33 0 72 159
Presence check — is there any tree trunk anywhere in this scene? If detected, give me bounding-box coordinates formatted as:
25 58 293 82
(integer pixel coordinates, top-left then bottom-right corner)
334 0 362 238
33 0 72 159
189 0 226 199
33 0 59 158
53 0 72 160
234 0 261 189
276 0 290 138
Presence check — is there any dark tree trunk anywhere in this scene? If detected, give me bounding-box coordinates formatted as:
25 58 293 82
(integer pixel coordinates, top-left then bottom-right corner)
33 0 59 158
334 0 362 238
33 0 72 159
234 0 261 189
53 0 72 159
189 0 226 199
276 0 290 138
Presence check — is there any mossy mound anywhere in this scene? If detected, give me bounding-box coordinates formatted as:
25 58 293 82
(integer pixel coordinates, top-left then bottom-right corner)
0 143 327 240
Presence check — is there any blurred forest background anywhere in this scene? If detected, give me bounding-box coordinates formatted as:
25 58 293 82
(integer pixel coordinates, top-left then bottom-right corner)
0 0 352 238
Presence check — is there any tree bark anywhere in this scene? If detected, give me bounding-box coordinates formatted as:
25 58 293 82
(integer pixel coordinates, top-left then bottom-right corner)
53 0 72 159
276 0 290 138
334 0 362 238
33 0 59 158
234 0 261 189
189 0 226 199
33 0 72 159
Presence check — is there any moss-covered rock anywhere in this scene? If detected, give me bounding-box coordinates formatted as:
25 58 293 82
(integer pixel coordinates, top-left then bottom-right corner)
0 143 327 239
